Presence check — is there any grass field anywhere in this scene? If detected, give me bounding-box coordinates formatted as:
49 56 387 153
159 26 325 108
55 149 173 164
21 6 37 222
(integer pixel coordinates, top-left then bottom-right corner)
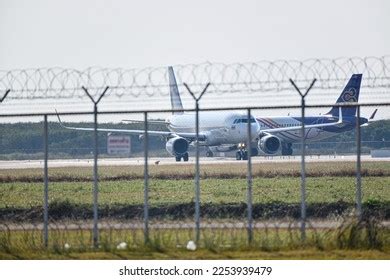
2 248 388 260
0 161 389 259
1 161 390 182
1 222 389 260
0 161 389 220
0 177 389 208
0 176 389 222
0 219 390 259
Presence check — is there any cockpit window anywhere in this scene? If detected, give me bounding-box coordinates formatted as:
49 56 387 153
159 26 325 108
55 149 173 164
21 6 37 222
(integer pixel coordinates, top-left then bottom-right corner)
233 118 256 124
242 118 256 123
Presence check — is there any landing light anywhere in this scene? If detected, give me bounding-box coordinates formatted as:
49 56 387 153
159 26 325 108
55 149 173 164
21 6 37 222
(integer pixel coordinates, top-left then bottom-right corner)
237 143 246 148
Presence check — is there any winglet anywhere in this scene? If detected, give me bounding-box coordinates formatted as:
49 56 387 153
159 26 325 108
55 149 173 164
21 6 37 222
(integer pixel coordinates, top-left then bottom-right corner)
55 109 65 127
369 109 378 120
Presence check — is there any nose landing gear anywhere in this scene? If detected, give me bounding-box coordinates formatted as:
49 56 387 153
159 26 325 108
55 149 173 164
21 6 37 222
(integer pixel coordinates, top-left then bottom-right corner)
235 143 258 160
236 150 248 160
236 143 246 160
175 152 189 162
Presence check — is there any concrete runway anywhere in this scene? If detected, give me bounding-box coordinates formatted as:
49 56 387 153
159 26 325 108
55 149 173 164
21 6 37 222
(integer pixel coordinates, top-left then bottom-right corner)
0 155 389 169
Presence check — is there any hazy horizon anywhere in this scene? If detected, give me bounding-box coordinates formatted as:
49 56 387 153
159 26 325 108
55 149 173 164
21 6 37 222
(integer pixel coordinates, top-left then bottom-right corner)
0 0 389 121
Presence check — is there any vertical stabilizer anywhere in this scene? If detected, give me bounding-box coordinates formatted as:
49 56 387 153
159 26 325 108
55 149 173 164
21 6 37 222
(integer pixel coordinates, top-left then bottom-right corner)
168 66 184 115
326 74 362 116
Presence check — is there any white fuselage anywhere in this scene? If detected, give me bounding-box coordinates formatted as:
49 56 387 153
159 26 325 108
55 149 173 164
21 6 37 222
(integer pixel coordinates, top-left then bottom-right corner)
166 111 259 146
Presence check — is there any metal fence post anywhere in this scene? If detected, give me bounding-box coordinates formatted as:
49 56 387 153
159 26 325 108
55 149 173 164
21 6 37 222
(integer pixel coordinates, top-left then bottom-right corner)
246 109 253 244
43 114 49 248
290 79 316 242
82 86 109 248
194 100 200 243
356 105 362 219
143 112 149 244
184 83 210 244
92 103 99 247
300 95 307 241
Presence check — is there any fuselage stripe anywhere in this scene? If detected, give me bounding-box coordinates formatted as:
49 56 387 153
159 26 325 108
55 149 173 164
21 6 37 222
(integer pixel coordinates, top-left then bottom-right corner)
258 118 298 142
264 118 302 140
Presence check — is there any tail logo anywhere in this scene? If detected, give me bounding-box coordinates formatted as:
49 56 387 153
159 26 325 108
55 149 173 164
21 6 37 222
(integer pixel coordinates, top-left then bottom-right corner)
342 88 357 102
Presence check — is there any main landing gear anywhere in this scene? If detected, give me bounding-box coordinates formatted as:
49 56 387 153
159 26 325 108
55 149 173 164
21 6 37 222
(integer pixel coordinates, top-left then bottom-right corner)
206 149 214 157
281 143 293 156
175 152 189 162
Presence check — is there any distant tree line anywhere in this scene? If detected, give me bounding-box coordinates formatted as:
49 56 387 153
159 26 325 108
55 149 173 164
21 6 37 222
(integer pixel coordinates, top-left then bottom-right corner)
0 120 389 159
0 121 168 159
302 119 390 154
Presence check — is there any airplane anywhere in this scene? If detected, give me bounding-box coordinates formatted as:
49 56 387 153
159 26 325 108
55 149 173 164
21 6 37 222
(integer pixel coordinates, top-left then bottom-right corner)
254 74 377 156
56 67 344 161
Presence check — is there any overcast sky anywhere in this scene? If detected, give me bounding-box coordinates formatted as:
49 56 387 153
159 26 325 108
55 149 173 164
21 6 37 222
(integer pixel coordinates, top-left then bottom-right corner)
0 0 389 121
0 0 388 69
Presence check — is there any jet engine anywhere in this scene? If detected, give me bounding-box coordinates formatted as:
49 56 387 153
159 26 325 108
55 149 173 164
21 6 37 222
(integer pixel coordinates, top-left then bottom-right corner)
165 137 189 156
258 134 280 154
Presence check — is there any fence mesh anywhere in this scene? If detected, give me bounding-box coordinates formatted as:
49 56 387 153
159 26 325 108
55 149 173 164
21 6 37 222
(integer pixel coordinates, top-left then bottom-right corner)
0 58 389 255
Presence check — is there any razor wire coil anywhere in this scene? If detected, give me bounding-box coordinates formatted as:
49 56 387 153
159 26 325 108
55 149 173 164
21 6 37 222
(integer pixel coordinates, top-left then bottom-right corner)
0 56 389 100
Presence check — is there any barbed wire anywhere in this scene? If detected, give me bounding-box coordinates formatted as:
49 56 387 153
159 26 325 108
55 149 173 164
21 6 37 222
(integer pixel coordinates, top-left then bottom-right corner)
0 56 389 100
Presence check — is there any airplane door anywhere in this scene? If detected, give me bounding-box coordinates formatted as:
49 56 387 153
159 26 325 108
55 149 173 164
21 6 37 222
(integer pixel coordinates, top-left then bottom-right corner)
230 123 241 142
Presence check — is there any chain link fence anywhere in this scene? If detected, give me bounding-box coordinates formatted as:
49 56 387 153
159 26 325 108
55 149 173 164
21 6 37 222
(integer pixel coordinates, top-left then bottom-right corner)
0 57 389 253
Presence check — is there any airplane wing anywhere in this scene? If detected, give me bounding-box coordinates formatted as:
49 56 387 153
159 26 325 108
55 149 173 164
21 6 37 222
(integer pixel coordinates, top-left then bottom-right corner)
56 113 206 141
121 119 169 125
360 109 378 127
260 107 343 134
